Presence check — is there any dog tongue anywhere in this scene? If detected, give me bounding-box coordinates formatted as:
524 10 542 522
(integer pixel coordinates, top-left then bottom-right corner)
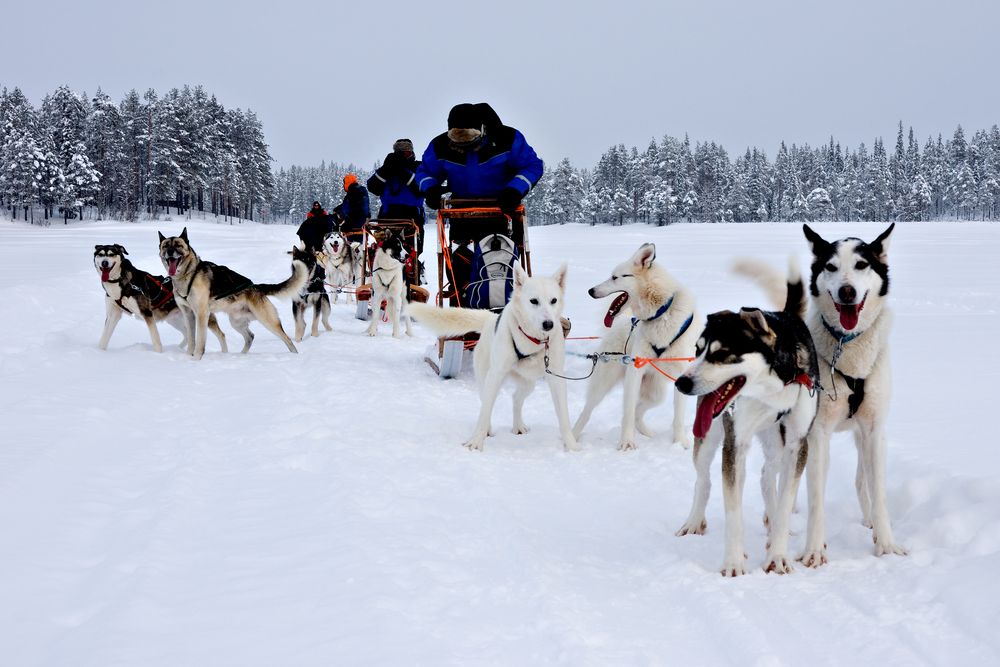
604 293 629 328
101 267 111 282
838 303 860 330
693 393 719 439
167 259 178 277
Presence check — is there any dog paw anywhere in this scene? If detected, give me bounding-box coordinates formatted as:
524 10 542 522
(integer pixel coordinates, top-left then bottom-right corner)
797 548 828 568
675 519 707 537
873 540 908 557
636 421 654 438
512 423 529 435
617 440 637 452
366 328 377 337
563 438 581 452
763 554 794 575
674 433 693 450
311 332 319 338
462 440 484 452
720 559 749 578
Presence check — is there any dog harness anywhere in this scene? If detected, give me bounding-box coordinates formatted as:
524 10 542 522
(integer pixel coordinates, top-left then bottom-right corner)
492 314 547 361
820 316 867 418
628 294 694 358
177 261 254 300
102 270 176 313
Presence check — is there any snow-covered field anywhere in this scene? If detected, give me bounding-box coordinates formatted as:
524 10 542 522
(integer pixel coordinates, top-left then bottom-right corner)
1 217 997 665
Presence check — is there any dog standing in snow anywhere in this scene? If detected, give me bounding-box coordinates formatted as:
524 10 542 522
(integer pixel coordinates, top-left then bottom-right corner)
365 230 412 338
409 264 579 452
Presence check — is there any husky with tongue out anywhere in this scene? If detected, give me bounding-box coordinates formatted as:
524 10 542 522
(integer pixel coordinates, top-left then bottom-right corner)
674 260 819 577
796 223 906 566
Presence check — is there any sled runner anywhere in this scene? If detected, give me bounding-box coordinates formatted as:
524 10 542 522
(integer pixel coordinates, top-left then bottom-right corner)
425 197 531 378
354 219 428 321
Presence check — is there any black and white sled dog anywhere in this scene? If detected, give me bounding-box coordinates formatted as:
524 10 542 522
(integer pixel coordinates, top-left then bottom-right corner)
572 243 699 451
290 246 332 341
94 244 226 353
321 231 358 304
366 230 412 338
158 228 307 359
409 264 579 452
674 261 819 576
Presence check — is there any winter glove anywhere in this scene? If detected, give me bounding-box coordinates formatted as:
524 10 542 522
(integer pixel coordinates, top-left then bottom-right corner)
498 187 523 217
382 152 400 174
423 184 448 209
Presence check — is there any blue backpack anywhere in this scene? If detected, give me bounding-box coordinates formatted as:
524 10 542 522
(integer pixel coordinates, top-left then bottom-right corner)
465 234 518 310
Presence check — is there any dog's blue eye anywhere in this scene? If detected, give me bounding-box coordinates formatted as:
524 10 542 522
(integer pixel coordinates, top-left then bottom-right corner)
855 261 869 270
530 298 539 305
825 263 837 272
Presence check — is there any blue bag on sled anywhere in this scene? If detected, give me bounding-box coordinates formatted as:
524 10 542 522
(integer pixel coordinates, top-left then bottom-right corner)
465 233 518 310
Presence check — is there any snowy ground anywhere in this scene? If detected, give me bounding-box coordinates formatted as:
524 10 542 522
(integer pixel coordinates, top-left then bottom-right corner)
0 217 997 665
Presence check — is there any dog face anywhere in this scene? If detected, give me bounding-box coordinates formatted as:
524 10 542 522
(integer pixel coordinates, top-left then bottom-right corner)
803 223 893 332
377 231 406 264
676 309 781 438
158 227 194 278
588 243 656 326
323 232 350 259
290 245 318 270
94 244 127 281
509 263 568 337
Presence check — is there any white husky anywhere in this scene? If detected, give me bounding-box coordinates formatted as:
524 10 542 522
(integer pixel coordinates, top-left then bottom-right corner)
572 243 699 451
322 232 356 304
408 264 579 452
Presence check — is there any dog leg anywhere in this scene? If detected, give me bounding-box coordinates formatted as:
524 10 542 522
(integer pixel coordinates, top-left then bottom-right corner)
676 428 720 536
572 363 617 439
229 315 254 353
799 428 831 568
511 376 533 435
618 367 643 451
388 296 401 338
293 301 306 342
366 290 380 336
764 436 805 575
249 300 298 353
98 299 122 350
863 422 906 557
310 299 321 337
720 414 749 577
193 302 211 360
402 302 413 337
464 366 506 451
671 386 693 449
321 296 332 332
180 305 197 356
142 313 164 353
854 433 873 528
544 340 581 451
208 314 228 352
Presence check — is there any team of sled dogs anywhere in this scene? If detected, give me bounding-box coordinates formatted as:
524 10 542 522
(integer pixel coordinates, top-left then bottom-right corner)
95 222 903 574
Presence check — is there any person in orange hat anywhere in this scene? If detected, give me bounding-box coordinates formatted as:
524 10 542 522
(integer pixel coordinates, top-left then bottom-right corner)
333 172 370 234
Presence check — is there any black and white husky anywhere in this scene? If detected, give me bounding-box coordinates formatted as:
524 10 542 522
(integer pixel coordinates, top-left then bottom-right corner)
94 244 226 353
674 262 819 576
409 264 579 452
290 246 332 341
801 223 905 564
321 231 357 304
572 243 699 451
366 231 412 338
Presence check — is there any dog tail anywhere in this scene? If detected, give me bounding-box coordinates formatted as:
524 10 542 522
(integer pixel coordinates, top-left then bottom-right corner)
408 302 498 336
732 256 805 318
256 259 308 299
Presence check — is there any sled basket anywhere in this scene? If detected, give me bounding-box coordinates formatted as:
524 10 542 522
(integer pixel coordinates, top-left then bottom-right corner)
464 233 518 310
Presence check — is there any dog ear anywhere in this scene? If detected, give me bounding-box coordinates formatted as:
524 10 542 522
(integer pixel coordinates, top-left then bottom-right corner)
513 262 528 289
739 307 772 335
869 222 895 262
802 224 832 256
116 244 128 256
158 231 166 242
631 243 656 269
552 263 568 291
180 227 189 242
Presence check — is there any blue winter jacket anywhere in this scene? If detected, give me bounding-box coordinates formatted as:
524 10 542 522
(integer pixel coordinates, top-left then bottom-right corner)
415 126 544 199
334 183 370 233
367 163 425 211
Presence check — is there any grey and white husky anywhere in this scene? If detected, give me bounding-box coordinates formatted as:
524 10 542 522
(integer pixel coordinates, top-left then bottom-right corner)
290 246 332 341
321 231 357 304
365 231 412 338
158 228 307 359
94 243 226 353
674 261 819 576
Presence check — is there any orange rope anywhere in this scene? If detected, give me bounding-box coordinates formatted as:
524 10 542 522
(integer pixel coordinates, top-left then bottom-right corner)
631 356 696 382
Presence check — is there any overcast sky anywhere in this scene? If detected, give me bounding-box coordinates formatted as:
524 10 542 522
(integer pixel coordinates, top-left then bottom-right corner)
6 0 999 170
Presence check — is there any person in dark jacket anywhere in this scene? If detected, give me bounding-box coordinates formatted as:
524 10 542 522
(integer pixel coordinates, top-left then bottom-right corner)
416 102 544 227
333 174 370 235
367 138 426 254
296 201 335 252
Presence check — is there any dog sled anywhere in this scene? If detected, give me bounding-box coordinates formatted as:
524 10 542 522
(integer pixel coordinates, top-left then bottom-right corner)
425 197 531 378
353 219 429 321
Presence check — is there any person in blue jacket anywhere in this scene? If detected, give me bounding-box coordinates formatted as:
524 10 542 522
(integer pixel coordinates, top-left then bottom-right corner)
416 102 543 242
333 173 370 235
367 139 426 254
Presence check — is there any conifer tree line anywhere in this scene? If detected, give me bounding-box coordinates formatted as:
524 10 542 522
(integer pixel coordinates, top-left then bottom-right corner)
528 123 1000 225
0 85 273 223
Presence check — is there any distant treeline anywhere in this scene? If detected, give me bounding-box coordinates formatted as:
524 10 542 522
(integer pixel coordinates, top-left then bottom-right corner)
0 85 272 223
